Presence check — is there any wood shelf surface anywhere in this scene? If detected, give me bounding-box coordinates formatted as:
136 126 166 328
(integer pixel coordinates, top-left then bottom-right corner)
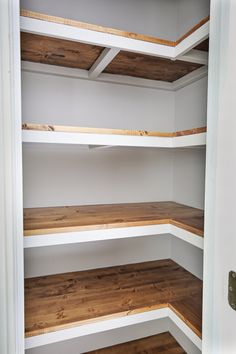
25 259 202 338
22 123 206 138
20 10 209 82
24 201 204 237
86 332 186 354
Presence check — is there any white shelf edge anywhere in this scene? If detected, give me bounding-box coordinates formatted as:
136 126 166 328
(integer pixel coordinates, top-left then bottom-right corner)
21 61 208 92
20 16 175 59
22 130 206 149
25 307 201 350
169 309 202 350
24 224 204 249
20 16 209 61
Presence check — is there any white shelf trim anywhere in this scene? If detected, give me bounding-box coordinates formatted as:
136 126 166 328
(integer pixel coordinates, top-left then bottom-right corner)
21 61 208 91
24 307 201 350
24 224 204 249
20 15 209 62
22 130 206 149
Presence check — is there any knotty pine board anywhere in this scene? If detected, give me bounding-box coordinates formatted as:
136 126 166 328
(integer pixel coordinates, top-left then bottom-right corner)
25 259 202 338
104 54 202 82
86 332 186 354
20 11 209 82
24 202 204 237
21 10 209 47
22 123 206 138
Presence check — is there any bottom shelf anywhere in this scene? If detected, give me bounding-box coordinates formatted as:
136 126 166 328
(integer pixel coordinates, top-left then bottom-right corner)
25 259 202 349
86 332 186 354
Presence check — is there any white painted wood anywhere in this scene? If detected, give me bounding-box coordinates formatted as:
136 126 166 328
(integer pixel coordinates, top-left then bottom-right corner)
0 1 24 354
21 60 208 92
22 130 206 148
173 66 208 91
175 21 210 57
203 1 236 353
24 224 203 249
20 15 209 60
88 47 120 79
25 308 169 349
20 16 175 59
169 309 202 350
173 132 206 148
25 307 201 350
178 49 208 65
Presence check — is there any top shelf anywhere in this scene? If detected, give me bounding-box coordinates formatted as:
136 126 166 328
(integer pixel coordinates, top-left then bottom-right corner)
20 10 209 84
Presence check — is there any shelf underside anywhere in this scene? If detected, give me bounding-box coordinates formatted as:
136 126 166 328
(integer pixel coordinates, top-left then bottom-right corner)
21 32 204 83
25 259 202 338
24 201 204 237
87 332 186 354
20 10 209 83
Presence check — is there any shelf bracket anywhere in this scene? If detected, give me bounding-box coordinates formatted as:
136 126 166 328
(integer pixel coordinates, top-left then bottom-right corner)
178 49 208 65
88 47 120 79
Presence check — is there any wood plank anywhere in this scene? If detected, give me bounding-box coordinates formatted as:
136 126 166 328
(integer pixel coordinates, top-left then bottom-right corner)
20 9 176 47
22 123 206 138
86 332 186 353
20 9 208 47
104 52 202 82
25 259 202 338
194 39 209 52
23 202 204 237
21 32 104 70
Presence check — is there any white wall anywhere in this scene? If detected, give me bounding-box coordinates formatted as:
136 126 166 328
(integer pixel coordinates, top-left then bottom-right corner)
20 0 179 40
177 0 210 37
173 76 207 209
22 70 175 131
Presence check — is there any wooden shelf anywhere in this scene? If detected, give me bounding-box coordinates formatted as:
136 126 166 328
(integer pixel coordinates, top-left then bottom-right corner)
23 202 204 249
22 124 207 148
86 332 186 354
20 10 209 83
25 259 202 345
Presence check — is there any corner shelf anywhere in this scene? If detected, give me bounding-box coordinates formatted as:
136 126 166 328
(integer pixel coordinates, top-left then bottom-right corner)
24 201 204 249
86 332 186 354
20 10 209 85
22 124 206 148
25 259 202 349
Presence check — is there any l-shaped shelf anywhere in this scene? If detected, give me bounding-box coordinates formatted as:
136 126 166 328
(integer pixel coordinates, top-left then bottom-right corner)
25 259 202 350
24 201 204 249
86 332 186 354
20 10 209 86
22 124 206 148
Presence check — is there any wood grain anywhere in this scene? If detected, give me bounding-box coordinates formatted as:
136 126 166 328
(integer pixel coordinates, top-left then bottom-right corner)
25 259 202 338
21 32 104 70
24 202 204 237
21 9 209 47
104 52 202 82
22 123 206 138
20 9 176 47
86 332 186 353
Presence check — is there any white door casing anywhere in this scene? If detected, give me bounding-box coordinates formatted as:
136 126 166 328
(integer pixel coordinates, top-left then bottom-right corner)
203 0 236 353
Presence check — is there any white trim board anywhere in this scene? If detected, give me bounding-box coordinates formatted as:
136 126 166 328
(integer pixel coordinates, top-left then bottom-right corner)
24 307 202 350
22 130 206 149
24 224 204 250
20 15 209 62
21 61 208 92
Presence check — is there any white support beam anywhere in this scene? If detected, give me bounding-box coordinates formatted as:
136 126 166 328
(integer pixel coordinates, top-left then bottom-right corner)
178 49 208 65
175 21 209 58
89 47 120 79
